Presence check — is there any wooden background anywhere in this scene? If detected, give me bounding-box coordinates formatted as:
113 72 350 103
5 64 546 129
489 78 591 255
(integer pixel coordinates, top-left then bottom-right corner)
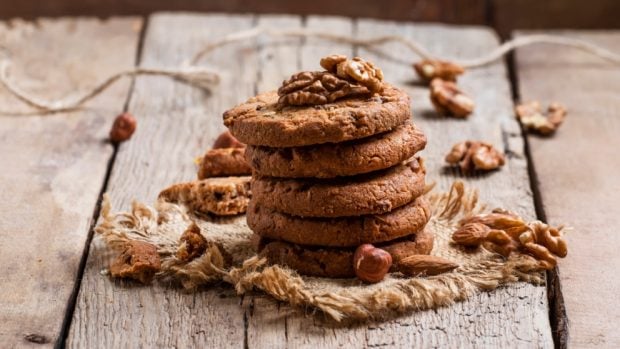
2 0 620 37
1 5 619 349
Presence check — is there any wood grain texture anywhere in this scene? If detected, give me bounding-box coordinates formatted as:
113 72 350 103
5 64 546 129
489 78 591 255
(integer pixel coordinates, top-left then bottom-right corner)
66 14 260 348
0 0 487 25
515 30 620 348
355 19 553 348
67 14 555 348
0 17 140 348
246 17 555 348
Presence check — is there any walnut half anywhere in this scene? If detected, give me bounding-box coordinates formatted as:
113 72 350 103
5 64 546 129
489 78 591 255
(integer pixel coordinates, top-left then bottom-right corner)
277 55 385 107
430 78 474 118
445 140 505 173
515 101 567 136
414 59 465 82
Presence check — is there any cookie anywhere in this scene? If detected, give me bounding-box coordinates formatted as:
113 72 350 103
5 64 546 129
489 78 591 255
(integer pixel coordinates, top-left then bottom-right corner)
245 122 427 178
223 84 411 147
251 159 426 217
159 176 251 216
247 196 431 247
197 147 252 179
256 230 433 278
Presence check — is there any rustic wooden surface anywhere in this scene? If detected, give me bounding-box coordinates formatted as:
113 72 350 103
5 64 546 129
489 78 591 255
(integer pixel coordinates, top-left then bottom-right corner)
515 30 620 348
0 17 140 347
66 14 258 348
61 14 557 348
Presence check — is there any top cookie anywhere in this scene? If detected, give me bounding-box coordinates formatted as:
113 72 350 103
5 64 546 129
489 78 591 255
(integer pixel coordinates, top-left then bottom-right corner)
223 84 411 147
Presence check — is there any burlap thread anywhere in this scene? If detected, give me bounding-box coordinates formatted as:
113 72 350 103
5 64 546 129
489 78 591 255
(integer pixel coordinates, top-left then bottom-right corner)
96 181 544 321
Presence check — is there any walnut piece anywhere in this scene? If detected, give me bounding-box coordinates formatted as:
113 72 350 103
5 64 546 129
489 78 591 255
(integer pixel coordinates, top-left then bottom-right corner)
110 240 161 284
414 59 465 82
515 101 567 136
278 55 385 107
177 223 208 262
320 55 384 93
445 140 505 172
277 71 371 106
453 210 568 270
430 78 474 118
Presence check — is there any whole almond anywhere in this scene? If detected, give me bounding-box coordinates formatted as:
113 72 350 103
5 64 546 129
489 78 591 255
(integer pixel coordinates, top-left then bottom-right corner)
452 223 490 246
395 255 459 277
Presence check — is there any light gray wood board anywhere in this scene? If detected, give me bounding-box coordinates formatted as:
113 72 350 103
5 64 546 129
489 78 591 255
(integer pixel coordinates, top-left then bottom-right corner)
66 14 260 348
247 17 554 348
515 30 620 348
0 17 140 348
66 14 555 348
354 20 553 348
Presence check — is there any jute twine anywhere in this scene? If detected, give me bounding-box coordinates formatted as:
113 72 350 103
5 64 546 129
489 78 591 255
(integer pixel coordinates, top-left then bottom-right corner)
96 181 545 322
1 31 620 115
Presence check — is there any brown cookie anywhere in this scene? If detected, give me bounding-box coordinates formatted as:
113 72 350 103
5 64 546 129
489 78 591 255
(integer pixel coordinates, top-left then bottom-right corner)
159 176 251 216
197 147 252 179
223 84 411 147
256 230 433 278
245 122 427 178
251 159 426 217
247 196 431 247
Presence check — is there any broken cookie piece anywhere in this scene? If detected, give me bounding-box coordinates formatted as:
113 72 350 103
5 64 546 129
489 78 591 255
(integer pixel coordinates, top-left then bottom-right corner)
177 223 208 262
159 176 251 216
109 240 161 284
197 147 252 179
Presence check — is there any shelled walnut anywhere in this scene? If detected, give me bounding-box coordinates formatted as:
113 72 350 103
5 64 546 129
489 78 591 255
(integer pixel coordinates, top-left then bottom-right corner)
278 55 384 106
320 55 384 93
414 59 465 82
515 101 567 136
445 140 505 172
452 210 568 270
429 78 474 118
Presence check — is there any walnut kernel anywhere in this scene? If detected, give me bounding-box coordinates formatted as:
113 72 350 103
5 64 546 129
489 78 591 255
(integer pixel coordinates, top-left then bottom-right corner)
445 141 505 172
515 101 567 136
414 59 465 82
430 78 474 118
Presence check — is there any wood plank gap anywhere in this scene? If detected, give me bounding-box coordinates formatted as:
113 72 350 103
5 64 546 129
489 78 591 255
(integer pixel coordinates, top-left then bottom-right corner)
55 15 150 349
507 43 569 349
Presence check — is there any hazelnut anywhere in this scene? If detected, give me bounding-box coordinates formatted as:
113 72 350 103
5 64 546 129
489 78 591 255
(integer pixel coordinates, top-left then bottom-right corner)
109 112 137 143
353 244 392 283
213 131 244 149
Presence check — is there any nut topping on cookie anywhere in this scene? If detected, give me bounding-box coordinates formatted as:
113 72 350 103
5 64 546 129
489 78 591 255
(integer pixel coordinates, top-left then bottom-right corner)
277 55 385 106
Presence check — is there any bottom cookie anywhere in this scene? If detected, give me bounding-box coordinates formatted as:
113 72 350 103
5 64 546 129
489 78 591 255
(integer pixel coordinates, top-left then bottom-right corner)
256 229 434 278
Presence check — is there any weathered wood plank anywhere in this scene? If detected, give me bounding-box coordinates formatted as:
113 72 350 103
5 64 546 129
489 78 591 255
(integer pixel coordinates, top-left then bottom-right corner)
355 20 553 347
515 30 620 348
0 17 140 348
250 17 554 348
66 14 260 348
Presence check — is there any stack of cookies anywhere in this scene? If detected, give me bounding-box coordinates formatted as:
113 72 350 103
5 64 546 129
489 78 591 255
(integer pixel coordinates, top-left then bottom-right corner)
224 55 433 280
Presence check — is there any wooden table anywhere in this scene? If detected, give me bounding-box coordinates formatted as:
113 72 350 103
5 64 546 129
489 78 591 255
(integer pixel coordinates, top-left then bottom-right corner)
0 13 618 349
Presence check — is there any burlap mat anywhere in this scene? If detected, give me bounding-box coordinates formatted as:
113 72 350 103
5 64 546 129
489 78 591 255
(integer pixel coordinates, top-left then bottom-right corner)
97 181 544 321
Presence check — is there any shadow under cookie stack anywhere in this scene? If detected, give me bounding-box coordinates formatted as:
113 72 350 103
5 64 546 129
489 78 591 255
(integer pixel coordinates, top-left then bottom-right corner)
224 55 435 282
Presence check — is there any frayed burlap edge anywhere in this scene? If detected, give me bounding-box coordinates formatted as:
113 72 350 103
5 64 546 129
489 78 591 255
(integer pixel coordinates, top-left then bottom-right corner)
96 181 544 322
